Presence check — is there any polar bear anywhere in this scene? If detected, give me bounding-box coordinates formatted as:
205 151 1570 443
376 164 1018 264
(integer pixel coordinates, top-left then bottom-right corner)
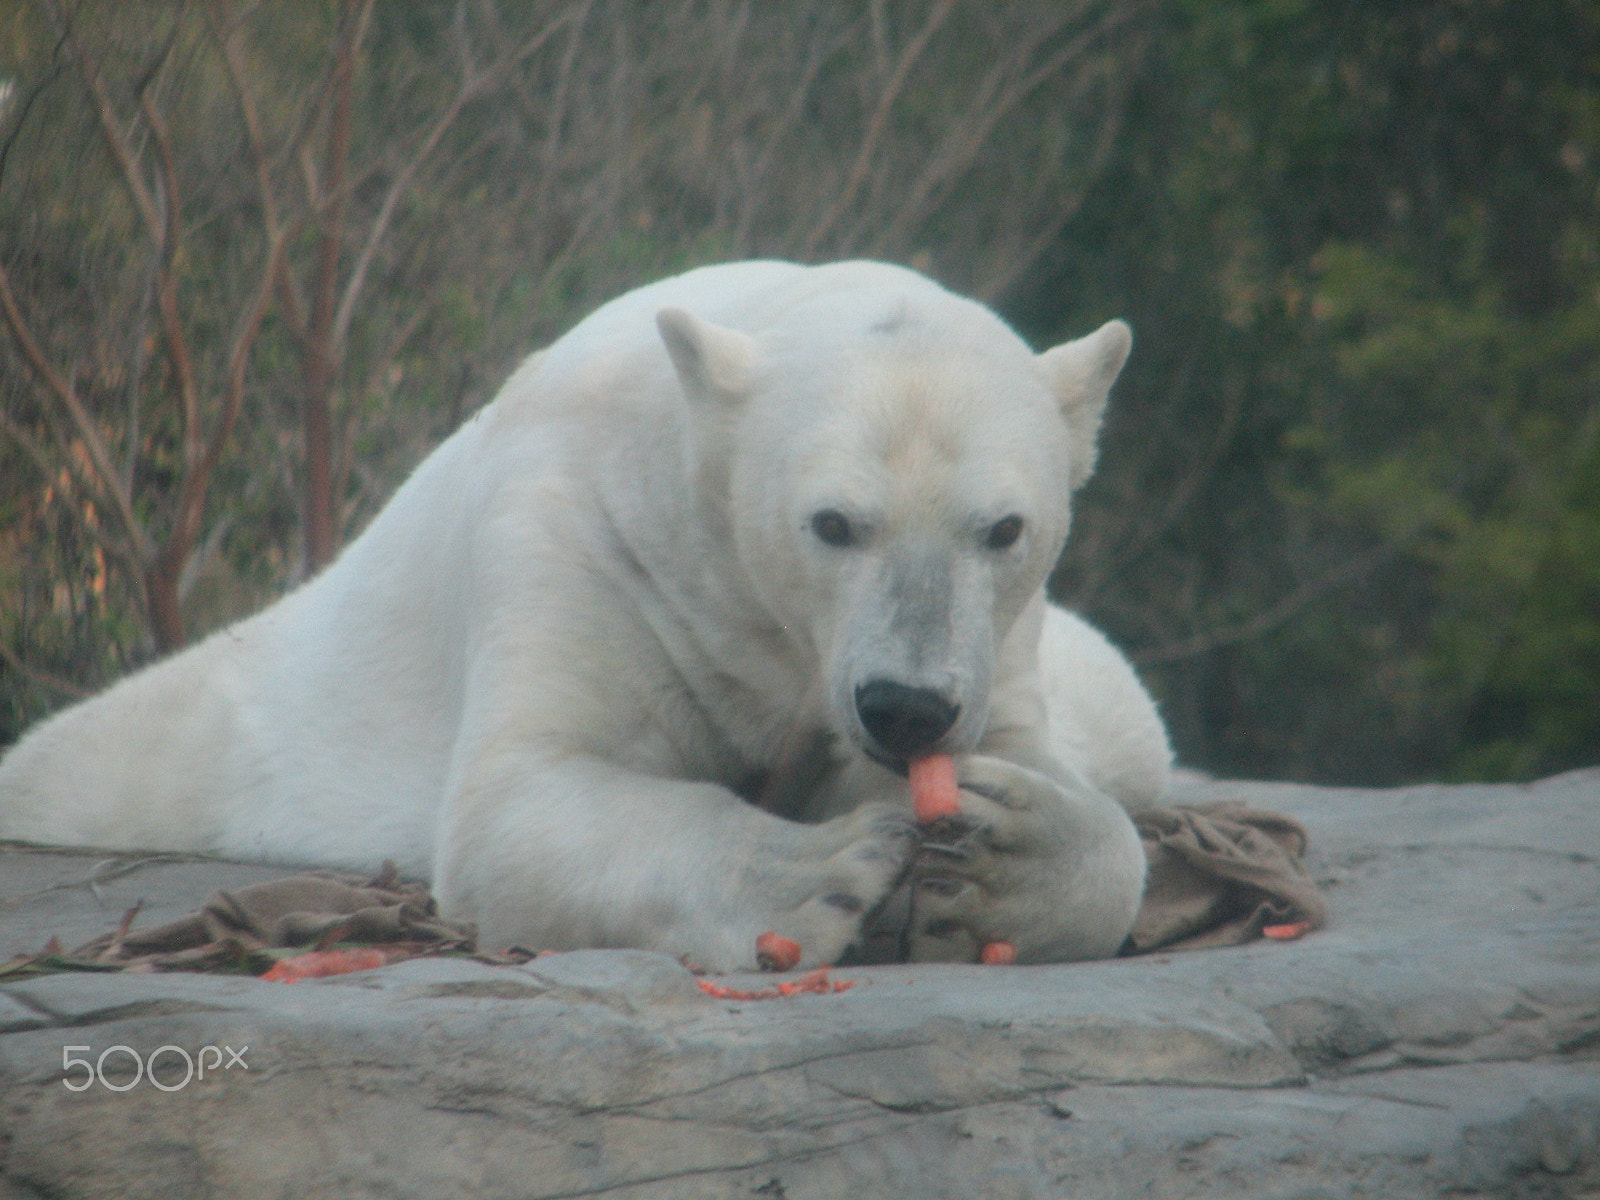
0 261 1169 969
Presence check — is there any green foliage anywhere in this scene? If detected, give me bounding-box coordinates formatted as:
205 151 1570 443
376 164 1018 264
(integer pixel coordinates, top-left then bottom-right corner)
1042 0 1600 782
1294 233 1600 779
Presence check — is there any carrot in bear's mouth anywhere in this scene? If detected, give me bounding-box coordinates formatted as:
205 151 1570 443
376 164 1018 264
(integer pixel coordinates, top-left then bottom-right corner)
908 753 961 823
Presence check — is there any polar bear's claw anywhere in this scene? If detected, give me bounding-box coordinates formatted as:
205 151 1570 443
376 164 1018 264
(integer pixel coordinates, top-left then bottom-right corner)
732 802 919 969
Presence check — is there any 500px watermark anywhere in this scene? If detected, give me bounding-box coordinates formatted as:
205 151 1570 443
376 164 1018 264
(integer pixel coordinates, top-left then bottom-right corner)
61 1044 249 1092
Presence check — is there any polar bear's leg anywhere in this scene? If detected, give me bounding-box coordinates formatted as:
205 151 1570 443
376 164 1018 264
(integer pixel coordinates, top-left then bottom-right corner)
0 634 245 852
1038 606 1172 813
432 751 917 972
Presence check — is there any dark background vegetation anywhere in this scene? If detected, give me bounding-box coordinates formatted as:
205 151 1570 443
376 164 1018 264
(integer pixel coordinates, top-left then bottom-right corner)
2 0 1596 785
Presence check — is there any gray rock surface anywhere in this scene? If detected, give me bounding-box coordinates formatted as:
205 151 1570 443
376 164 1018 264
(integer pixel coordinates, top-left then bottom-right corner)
2 771 1597 1198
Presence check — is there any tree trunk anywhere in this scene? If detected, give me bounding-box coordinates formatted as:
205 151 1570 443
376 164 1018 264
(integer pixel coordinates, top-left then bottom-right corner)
303 369 337 573
144 554 187 656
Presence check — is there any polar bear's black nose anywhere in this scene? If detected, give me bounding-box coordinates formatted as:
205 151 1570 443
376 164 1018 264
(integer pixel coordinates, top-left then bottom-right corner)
855 681 960 759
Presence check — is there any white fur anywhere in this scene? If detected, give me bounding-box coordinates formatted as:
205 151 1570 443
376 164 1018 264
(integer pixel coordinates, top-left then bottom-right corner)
1039 607 1172 814
0 261 1169 969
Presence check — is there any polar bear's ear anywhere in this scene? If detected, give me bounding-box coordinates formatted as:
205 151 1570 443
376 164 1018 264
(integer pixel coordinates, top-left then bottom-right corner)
1037 318 1132 490
657 308 758 403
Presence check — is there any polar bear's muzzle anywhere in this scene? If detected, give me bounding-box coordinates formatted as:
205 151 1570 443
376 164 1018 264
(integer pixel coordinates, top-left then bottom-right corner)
854 680 961 762
824 535 999 768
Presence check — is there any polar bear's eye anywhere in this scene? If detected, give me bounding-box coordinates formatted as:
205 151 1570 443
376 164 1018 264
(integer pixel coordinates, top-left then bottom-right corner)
984 515 1025 551
810 509 856 548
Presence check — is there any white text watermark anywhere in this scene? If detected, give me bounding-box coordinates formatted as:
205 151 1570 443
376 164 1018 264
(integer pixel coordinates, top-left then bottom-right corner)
61 1043 248 1092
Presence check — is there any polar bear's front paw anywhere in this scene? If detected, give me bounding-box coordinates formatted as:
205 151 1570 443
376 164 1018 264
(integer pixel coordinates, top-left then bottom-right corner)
760 802 918 968
906 755 1145 964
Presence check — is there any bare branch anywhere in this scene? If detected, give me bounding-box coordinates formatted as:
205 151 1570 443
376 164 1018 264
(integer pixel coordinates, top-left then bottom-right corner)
293 0 373 569
872 2 1147 266
801 0 957 257
210 0 287 237
311 0 369 356
974 80 1129 302
0 257 151 561
1071 345 1240 607
211 0 319 365
48 0 163 243
1133 542 1402 666
535 0 593 187
162 223 288 567
0 58 63 193
133 82 202 461
0 392 138 566
732 15 843 249
0 639 92 701
331 7 573 349
0 404 57 485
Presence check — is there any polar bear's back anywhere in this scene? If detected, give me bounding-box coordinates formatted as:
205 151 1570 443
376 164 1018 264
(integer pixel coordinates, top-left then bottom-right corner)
0 424 490 868
1039 607 1172 812
0 613 257 851
483 259 1023 452
523 260 975 387
558 259 947 333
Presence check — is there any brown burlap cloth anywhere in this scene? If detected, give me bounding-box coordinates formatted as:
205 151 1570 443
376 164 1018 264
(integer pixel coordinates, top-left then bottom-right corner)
49 802 1323 972
1126 800 1326 953
65 863 478 972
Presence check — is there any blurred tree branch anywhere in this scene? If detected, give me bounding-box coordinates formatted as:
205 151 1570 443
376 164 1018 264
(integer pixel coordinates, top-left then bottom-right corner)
0 0 287 651
0 0 1154 728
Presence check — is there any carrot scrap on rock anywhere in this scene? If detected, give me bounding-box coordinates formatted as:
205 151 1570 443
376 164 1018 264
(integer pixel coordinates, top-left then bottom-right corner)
908 753 961 823
755 930 802 972
260 947 402 982
697 968 856 1001
979 940 1018 965
1262 921 1313 941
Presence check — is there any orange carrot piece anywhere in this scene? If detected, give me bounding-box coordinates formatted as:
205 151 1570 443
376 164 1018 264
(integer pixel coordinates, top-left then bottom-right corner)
1262 921 1312 941
696 968 856 1001
909 753 961 823
260 947 396 983
979 941 1018 965
755 930 802 972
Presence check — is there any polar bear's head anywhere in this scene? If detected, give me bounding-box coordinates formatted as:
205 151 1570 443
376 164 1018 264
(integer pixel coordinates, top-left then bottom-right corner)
657 281 1130 769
